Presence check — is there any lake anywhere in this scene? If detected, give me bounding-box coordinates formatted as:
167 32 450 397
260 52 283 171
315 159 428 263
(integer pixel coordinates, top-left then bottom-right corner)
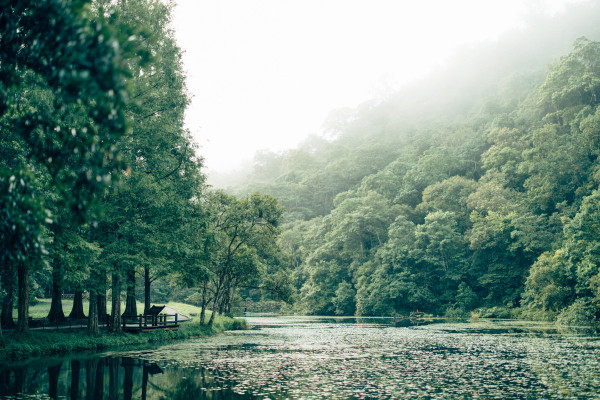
1 316 599 399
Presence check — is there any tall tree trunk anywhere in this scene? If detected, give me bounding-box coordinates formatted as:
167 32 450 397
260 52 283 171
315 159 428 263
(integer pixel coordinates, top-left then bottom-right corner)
199 281 208 325
111 273 122 332
226 287 235 315
47 261 66 323
1 274 15 329
98 275 107 324
88 291 98 335
16 261 29 333
69 290 86 319
98 294 107 327
143 265 151 315
208 287 220 326
219 288 228 315
123 268 137 317
88 264 105 333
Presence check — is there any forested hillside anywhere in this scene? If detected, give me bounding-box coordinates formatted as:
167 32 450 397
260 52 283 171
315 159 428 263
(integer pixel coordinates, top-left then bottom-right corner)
230 7 600 324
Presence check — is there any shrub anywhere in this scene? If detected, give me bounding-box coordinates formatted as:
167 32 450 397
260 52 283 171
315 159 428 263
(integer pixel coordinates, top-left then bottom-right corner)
444 305 469 321
474 306 514 319
556 298 598 328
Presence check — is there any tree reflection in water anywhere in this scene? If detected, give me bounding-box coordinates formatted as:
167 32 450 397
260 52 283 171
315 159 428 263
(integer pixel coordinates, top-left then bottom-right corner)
47 362 61 399
0 355 255 400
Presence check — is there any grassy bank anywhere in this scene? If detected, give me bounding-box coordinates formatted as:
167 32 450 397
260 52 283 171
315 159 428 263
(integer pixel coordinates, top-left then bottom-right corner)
20 299 202 319
0 314 247 361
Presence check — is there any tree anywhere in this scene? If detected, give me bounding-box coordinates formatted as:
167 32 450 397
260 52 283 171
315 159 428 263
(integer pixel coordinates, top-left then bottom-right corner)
415 211 469 303
537 37 600 124
0 170 48 332
204 191 283 325
522 250 575 314
0 0 140 217
297 190 399 315
396 147 470 207
417 176 478 229
0 0 140 331
455 282 479 311
86 0 205 332
333 281 356 315
564 190 600 313
354 216 434 315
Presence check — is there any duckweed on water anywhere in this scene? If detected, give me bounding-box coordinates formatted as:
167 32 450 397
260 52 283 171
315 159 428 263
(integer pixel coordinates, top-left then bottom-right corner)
113 317 600 399
1 317 599 399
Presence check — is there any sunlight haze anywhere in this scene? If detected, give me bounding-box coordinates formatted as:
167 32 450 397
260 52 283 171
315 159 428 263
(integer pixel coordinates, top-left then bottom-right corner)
172 0 585 176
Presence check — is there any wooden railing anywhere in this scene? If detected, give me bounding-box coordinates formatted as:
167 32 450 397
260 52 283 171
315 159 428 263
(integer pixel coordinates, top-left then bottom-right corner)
121 314 179 330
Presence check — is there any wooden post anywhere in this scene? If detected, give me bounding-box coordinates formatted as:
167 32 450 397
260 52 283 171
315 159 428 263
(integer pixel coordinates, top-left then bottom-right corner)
139 314 142 329
175 313 178 325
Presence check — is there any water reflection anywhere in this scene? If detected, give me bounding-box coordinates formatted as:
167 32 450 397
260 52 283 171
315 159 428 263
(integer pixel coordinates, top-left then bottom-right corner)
0 355 258 400
1 317 599 399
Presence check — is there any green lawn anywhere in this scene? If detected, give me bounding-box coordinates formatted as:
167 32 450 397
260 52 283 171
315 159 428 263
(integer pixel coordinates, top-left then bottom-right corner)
22 299 204 319
2 298 243 361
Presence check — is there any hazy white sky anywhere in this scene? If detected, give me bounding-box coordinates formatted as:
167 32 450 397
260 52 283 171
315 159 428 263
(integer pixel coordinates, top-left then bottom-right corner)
172 0 583 175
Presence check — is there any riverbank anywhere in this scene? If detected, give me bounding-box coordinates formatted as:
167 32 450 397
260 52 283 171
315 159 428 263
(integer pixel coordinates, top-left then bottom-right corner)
0 315 247 361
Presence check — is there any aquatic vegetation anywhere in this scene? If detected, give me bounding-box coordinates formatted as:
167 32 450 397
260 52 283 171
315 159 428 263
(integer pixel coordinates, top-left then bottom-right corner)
1 317 599 399
110 317 600 399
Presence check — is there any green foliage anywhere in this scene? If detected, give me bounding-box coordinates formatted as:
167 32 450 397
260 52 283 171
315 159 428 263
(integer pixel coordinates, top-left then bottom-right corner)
0 0 144 219
224 35 600 327
3 1 600 332
203 191 285 317
455 282 479 311
523 251 575 313
444 305 469 321
556 298 598 328
0 170 49 267
1 0 144 332
473 306 515 319
333 281 356 315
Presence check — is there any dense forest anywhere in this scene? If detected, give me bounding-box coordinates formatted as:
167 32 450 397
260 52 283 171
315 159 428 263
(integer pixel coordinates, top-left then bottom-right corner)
227 5 600 325
0 0 287 335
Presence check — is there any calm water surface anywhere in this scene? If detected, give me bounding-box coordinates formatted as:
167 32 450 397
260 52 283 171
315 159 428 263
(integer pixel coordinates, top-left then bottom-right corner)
1 316 599 399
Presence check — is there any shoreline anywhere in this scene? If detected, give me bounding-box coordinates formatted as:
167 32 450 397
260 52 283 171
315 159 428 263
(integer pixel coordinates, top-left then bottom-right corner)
0 316 247 361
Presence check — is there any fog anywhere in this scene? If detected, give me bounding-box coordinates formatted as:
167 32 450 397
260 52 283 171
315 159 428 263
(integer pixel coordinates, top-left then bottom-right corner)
172 0 595 184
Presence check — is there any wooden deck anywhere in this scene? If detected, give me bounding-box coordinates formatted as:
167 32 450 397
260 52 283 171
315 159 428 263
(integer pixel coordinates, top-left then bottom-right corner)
121 313 180 332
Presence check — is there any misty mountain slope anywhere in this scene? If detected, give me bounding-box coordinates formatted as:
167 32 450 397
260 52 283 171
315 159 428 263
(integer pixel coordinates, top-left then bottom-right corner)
229 2 600 220
273 37 600 319
228 4 600 322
